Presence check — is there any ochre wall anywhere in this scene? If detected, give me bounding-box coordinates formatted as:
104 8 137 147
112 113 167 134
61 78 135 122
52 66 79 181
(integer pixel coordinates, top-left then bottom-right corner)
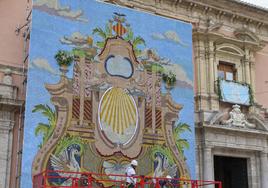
255 45 268 109
0 0 30 187
0 0 30 99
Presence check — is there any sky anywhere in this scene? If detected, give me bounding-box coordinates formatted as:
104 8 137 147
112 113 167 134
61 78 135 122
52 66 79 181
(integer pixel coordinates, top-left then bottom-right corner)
240 0 268 9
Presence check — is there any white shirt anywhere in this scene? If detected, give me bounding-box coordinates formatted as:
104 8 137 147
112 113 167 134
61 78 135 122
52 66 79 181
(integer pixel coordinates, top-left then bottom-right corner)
126 166 136 184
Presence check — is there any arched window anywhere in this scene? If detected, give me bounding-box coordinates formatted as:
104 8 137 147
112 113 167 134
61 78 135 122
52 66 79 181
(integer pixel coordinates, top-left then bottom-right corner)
218 61 236 81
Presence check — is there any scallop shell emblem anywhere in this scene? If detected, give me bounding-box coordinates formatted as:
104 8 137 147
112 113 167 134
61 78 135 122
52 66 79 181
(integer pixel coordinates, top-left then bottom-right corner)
98 87 138 144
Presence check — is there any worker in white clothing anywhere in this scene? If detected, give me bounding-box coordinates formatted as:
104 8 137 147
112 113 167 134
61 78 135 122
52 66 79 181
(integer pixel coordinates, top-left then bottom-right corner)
125 160 138 188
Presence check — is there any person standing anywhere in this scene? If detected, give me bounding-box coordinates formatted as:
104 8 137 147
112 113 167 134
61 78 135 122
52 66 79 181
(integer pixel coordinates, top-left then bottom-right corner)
125 160 138 188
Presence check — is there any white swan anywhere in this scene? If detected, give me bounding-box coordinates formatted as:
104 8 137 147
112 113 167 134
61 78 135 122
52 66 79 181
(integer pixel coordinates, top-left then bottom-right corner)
154 155 164 178
50 147 81 185
153 153 177 182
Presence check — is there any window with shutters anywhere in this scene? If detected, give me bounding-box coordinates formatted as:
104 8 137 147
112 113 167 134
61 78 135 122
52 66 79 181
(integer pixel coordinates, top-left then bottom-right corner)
218 62 236 81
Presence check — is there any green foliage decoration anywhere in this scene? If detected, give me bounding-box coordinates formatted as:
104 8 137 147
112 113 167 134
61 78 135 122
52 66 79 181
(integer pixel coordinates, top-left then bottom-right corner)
33 104 57 148
54 135 85 156
123 28 145 56
151 145 175 165
124 27 134 42
54 50 74 67
173 123 191 155
92 21 145 56
162 71 177 87
72 48 86 58
144 63 164 74
92 27 107 48
217 78 223 100
248 84 254 105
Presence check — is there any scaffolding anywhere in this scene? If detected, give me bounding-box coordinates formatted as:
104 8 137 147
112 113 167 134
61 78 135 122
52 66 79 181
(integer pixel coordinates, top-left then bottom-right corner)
33 170 222 188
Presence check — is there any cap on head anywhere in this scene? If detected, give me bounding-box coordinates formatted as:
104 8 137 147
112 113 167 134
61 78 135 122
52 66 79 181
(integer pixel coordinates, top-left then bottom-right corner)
166 175 172 179
131 160 138 166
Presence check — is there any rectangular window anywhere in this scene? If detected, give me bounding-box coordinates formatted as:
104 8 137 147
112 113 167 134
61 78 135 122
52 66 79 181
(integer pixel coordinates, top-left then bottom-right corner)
218 62 236 81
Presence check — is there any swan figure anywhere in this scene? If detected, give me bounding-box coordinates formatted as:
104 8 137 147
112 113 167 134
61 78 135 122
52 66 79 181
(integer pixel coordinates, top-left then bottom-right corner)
153 153 177 183
50 146 81 186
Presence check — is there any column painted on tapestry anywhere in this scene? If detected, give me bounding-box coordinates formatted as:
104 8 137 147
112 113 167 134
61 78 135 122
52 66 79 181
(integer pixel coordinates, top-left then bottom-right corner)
21 0 194 187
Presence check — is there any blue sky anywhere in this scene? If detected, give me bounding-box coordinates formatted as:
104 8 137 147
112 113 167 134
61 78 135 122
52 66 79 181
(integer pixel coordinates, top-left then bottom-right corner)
241 0 268 8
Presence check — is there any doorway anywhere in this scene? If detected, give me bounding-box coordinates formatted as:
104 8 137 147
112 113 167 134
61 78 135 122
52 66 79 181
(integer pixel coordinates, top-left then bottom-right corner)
214 156 248 188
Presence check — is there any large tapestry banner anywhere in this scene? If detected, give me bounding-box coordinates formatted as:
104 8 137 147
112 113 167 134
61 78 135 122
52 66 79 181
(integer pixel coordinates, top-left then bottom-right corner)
21 0 194 187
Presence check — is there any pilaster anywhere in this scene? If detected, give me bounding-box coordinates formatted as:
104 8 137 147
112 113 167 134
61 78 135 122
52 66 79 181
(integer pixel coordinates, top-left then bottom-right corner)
244 48 251 84
193 34 209 111
260 152 268 188
0 119 14 188
208 40 215 95
249 52 256 101
203 146 214 187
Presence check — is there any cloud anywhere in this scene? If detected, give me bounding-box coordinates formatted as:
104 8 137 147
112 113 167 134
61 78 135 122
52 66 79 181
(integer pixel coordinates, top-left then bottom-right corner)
151 30 188 47
164 64 193 88
151 33 165 40
30 58 59 75
33 0 88 22
165 31 180 43
139 48 193 89
60 32 88 46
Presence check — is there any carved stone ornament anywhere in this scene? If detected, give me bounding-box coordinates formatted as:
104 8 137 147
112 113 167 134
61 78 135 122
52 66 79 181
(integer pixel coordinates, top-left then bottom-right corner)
224 104 255 128
2 68 12 85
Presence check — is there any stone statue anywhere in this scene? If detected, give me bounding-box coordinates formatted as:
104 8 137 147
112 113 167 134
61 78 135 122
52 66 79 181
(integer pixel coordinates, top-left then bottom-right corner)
225 104 255 128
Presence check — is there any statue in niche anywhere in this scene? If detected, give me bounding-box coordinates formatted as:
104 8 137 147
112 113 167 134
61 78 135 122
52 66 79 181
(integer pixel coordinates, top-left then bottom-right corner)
225 104 255 128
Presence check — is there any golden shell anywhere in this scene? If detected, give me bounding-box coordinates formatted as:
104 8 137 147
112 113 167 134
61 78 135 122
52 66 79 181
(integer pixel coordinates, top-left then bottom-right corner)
100 87 137 135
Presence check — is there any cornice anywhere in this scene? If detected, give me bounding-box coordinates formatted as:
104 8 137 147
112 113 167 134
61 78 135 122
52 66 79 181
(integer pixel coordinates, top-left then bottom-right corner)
190 0 268 24
193 29 265 51
0 64 26 76
104 0 268 38
201 124 268 137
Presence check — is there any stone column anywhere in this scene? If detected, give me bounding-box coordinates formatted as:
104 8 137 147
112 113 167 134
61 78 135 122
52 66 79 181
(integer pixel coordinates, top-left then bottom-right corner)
193 34 208 110
249 52 256 102
208 40 219 110
260 152 268 188
244 49 251 84
151 72 156 134
79 57 85 126
203 147 214 188
193 35 207 95
208 40 215 95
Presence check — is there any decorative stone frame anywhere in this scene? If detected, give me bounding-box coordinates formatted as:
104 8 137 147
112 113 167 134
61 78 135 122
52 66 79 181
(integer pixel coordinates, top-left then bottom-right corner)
215 43 244 84
196 124 268 188
212 147 257 188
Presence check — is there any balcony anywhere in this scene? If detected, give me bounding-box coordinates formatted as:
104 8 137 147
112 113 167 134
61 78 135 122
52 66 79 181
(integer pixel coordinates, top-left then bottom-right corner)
0 83 24 110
